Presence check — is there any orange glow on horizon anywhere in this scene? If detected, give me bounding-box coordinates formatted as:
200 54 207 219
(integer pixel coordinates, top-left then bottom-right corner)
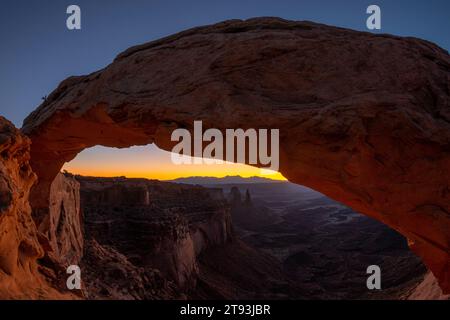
62 144 287 181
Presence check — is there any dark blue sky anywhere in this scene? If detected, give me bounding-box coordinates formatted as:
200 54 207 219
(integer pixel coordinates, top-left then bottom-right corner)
1 0 449 127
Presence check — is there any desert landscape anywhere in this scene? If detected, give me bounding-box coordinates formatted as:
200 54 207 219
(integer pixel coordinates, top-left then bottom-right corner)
0 16 449 300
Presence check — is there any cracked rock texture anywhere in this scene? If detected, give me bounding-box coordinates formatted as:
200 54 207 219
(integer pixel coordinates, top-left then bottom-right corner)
21 18 450 292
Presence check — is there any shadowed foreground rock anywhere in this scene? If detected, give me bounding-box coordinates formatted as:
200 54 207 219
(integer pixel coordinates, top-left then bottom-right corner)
21 18 450 292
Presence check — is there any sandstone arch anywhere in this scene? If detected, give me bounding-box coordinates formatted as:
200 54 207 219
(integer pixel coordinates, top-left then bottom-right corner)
21 18 450 292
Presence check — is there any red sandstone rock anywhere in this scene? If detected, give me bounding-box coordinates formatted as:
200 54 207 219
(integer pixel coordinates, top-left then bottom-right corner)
37 173 83 268
21 18 450 292
0 117 73 299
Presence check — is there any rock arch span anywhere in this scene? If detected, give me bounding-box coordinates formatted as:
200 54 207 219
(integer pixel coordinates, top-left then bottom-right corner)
21 18 450 292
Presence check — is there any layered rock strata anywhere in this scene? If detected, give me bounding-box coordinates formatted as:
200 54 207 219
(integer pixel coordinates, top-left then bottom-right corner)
77 176 233 296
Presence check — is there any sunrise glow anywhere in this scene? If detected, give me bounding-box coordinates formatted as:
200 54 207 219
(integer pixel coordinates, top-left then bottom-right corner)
62 144 287 181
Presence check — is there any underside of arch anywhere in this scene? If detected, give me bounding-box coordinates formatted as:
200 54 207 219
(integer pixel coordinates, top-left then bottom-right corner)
21 18 450 292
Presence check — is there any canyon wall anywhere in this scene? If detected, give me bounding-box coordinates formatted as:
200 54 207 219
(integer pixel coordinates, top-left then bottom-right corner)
76 176 301 299
77 176 233 296
37 173 83 268
0 117 72 299
0 115 444 299
21 18 450 292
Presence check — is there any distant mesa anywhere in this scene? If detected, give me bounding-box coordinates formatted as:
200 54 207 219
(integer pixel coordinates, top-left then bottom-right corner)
169 175 285 185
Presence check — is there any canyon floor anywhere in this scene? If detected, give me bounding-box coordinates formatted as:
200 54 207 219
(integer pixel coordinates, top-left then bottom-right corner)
64 175 433 299
206 180 427 299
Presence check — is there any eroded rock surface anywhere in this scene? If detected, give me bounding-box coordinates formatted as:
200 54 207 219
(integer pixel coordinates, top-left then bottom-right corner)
81 239 180 299
77 176 233 295
37 173 83 268
74 175 300 299
21 18 450 292
0 117 71 299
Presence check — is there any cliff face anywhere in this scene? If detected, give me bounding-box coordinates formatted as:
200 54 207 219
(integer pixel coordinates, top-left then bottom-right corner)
21 18 450 292
76 176 302 299
76 176 233 297
81 239 180 299
37 173 83 268
0 117 72 299
0 151 296 300
0 120 442 299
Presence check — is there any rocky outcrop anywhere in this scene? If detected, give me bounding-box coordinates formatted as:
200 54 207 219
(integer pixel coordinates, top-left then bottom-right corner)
407 272 450 300
81 239 180 299
36 173 83 268
0 117 72 299
76 175 301 299
21 18 450 292
229 187 281 230
77 176 233 295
